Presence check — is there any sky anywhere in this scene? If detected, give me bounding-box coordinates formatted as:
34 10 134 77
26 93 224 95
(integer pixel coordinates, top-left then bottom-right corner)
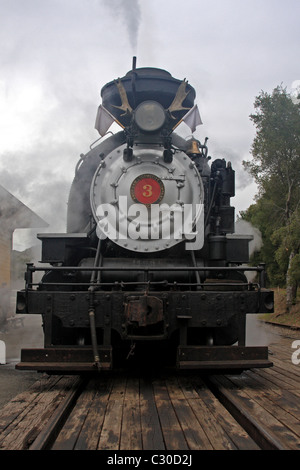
0 0 299 250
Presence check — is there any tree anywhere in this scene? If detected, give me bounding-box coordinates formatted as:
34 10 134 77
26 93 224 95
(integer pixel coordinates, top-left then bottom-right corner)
243 85 300 310
271 210 300 311
240 199 285 287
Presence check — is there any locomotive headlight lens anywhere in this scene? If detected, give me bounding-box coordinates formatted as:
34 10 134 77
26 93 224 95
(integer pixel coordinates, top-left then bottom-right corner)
134 101 166 132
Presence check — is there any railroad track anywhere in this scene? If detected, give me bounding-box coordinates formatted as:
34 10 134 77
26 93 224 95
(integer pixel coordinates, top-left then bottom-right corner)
1 329 300 451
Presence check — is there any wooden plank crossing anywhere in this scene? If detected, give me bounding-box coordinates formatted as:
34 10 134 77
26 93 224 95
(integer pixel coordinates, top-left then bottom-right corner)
210 332 300 450
48 371 259 451
0 325 300 450
0 375 81 450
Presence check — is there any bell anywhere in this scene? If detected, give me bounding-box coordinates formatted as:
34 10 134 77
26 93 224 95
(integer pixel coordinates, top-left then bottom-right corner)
186 138 201 155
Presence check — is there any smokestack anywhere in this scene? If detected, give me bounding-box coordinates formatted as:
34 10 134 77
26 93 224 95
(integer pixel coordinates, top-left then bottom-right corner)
131 56 137 109
132 56 137 70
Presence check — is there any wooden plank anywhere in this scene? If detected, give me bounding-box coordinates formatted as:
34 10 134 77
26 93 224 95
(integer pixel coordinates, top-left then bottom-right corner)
243 369 282 392
0 375 60 434
170 397 214 450
120 376 142 450
227 372 300 441
212 375 300 450
139 377 165 450
251 390 300 440
177 375 206 399
97 399 123 450
271 359 300 380
265 388 300 420
165 376 213 450
189 376 259 450
153 379 188 450
165 375 185 399
97 375 126 450
270 342 300 370
186 394 236 450
0 376 71 450
74 377 113 450
254 366 300 390
0 376 78 450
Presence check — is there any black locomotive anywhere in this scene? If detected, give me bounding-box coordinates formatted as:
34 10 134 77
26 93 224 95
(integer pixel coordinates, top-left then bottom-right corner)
16 60 274 372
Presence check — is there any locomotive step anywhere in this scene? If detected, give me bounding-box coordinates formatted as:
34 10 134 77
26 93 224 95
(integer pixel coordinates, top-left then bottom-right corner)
15 362 111 372
178 359 273 370
177 345 273 370
15 347 112 372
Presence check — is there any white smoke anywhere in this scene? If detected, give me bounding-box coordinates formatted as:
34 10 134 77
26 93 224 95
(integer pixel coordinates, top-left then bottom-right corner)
235 219 262 257
291 80 300 104
102 0 141 53
234 219 277 347
235 219 263 283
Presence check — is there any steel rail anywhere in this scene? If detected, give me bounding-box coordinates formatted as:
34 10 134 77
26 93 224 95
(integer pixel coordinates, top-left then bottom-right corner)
207 376 286 450
29 377 87 450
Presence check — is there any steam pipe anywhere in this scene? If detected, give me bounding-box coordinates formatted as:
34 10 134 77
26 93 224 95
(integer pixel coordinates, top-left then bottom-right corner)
190 251 201 287
88 239 102 370
88 307 100 369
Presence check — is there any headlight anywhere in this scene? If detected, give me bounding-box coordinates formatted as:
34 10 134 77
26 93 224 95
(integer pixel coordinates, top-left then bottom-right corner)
134 101 166 132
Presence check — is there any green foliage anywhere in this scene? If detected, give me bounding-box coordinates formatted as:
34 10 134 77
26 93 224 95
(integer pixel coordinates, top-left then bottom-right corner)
244 86 300 196
242 85 300 293
271 211 300 283
289 254 300 285
240 202 285 286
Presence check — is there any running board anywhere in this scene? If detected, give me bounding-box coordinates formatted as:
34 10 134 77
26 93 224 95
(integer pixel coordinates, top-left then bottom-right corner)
177 345 273 370
15 347 112 373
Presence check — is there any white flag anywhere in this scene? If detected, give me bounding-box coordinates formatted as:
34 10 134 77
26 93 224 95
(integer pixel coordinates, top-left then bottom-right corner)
182 105 202 133
95 105 116 136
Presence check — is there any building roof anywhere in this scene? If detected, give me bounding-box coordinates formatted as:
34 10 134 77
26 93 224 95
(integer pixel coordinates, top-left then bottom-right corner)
0 185 48 231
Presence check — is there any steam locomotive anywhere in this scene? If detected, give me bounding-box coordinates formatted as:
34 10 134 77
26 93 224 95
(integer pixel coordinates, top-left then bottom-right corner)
16 60 273 373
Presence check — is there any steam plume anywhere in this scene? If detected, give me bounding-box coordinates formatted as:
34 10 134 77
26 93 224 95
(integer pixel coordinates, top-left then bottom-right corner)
291 80 300 104
235 219 262 257
102 0 141 52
